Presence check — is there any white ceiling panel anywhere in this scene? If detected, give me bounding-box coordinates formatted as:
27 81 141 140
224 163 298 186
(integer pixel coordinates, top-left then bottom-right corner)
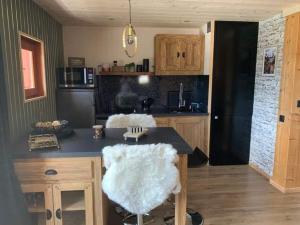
33 0 300 27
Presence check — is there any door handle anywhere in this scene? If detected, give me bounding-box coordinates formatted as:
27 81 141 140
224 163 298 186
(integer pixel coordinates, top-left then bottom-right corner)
56 208 62 220
214 116 219 120
46 209 52 220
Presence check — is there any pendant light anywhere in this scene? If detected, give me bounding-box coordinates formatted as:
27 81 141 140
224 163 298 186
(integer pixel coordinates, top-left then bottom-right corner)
122 0 137 58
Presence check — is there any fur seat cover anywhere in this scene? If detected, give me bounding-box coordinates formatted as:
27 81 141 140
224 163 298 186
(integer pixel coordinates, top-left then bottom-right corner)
102 144 181 215
106 114 157 128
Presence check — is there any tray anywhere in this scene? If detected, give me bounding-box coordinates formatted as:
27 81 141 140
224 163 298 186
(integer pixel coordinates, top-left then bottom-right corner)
28 134 60 151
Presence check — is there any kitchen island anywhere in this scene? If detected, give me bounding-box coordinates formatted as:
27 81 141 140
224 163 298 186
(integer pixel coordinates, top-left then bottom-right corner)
13 128 193 225
96 114 209 155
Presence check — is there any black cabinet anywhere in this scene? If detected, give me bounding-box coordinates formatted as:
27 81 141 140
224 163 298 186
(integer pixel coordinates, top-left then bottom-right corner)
210 21 258 165
56 89 96 128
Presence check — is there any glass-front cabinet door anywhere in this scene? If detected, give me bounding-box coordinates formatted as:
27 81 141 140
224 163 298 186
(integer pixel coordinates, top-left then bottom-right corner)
53 183 94 225
22 184 54 225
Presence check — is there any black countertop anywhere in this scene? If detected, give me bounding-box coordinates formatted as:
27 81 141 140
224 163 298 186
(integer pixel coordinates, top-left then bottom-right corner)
13 128 193 159
96 112 209 120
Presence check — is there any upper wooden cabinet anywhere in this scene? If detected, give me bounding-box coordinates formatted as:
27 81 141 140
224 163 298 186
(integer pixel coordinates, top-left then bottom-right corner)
155 34 205 75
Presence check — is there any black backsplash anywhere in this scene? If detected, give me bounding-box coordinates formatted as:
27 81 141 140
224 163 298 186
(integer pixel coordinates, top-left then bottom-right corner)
95 75 208 114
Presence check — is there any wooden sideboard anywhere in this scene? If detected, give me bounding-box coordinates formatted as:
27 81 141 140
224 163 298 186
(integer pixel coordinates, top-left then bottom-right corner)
155 34 205 75
155 116 209 155
14 157 106 225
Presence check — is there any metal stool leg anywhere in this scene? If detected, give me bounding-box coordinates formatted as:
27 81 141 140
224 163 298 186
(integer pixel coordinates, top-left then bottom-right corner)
137 214 143 225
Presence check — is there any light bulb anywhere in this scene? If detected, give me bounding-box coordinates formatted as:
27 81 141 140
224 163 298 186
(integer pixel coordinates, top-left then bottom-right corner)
138 75 149 84
127 34 135 45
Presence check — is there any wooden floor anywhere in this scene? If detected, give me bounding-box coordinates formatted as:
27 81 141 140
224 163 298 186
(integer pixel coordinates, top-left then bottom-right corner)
188 165 300 225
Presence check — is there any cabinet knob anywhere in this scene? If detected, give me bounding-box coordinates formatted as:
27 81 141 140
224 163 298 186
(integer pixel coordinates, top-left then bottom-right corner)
45 169 58 176
182 52 186 58
214 116 219 120
177 52 180 58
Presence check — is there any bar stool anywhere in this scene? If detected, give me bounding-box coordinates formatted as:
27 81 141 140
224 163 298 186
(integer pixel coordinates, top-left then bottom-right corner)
163 147 208 225
188 147 208 225
102 144 181 225
106 114 157 128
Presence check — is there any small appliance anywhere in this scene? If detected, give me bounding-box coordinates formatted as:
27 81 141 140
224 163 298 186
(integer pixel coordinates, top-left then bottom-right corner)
141 97 154 113
58 67 95 88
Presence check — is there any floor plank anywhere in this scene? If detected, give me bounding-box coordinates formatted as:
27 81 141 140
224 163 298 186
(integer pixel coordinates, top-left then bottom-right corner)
188 165 300 225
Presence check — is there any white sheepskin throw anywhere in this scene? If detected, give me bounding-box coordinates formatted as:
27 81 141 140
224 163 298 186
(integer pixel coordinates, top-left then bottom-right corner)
106 114 157 128
102 144 181 215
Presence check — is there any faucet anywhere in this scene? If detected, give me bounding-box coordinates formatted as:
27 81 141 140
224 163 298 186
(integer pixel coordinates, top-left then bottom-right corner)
178 83 185 109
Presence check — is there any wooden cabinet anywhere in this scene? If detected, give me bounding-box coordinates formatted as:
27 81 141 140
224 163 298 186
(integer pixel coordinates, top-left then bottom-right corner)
171 116 208 153
156 36 181 72
15 158 104 225
21 183 55 225
155 34 205 75
271 12 300 193
52 183 93 225
155 116 208 154
179 37 203 71
155 117 170 127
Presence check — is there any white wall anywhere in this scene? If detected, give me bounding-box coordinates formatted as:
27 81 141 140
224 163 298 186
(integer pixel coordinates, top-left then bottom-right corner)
201 24 211 75
63 26 206 72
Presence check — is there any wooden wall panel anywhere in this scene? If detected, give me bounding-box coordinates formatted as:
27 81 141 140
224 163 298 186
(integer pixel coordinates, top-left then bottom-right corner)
0 0 64 141
271 12 300 193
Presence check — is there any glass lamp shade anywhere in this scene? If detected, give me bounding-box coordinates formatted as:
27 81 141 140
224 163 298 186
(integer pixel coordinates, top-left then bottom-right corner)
122 24 137 58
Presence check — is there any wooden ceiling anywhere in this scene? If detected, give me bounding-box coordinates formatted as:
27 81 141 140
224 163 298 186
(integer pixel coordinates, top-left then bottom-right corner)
33 0 300 27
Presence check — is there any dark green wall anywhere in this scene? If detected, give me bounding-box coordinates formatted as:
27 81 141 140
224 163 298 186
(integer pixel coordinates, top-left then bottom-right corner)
0 0 64 141
0 30 9 144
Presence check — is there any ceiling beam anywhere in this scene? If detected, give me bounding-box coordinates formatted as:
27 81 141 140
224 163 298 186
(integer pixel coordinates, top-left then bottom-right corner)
283 4 300 17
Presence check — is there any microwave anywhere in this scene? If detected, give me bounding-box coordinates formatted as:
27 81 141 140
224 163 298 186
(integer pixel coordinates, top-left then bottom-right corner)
58 67 95 88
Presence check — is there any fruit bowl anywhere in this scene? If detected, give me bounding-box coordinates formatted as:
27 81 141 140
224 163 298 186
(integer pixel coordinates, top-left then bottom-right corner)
31 120 73 138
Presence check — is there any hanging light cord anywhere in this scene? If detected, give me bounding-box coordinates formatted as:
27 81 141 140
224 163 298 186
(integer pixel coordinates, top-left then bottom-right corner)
123 0 137 58
129 0 132 24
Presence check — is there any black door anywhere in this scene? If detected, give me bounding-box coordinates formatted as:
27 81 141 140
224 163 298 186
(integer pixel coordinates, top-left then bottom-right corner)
210 21 258 165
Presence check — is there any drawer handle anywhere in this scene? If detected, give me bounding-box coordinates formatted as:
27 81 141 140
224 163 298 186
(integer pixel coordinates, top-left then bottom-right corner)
46 209 52 220
56 208 62 220
45 169 58 176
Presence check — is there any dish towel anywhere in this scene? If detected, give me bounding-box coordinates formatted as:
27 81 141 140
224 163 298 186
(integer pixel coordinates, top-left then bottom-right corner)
102 143 181 215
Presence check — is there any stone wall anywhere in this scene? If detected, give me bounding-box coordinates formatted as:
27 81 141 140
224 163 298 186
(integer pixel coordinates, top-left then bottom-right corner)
249 14 285 176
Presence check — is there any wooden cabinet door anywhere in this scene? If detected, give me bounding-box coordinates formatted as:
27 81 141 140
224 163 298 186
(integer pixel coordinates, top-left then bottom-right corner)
155 36 181 73
179 36 204 73
155 117 170 127
155 34 204 75
21 184 55 225
171 117 208 154
53 183 94 225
